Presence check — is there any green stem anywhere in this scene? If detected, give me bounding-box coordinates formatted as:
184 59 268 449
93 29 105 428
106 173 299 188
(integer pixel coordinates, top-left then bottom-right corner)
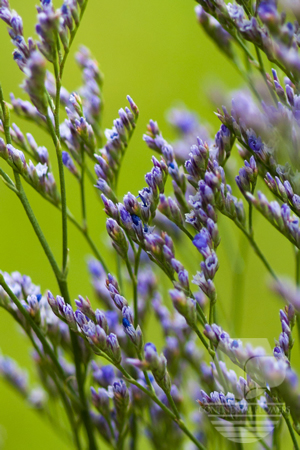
46 114 68 275
52 373 82 450
80 145 87 230
191 324 213 355
165 391 180 419
272 417 282 450
59 0 90 79
47 101 97 447
0 276 76 395
295 248 300 353
115 364 206 450
248 200 253 237
129 413 137 450
233 32 257 64
136 350 155 394
282 409 300 450
196 302 208 325
255 46 278 106
15 176 62 280
209 301 215 325
1 67 97 450
59 280 98 450
125 257 138 328
296 248 300 287
5 307 81 449
81 227 109 273
234 220 278 281
116 254 123 294
231 235 249 336
178 224 194 241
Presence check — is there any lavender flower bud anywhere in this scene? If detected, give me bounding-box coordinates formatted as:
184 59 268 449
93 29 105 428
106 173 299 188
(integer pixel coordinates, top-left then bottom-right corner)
74 309 88 328
144 342 171 392
178 269 189 290
90 386 110 416
62 151 79 177
106 333 121 363
106 218 128 258
95 309 109 334
113 379 130 421
47 290 59 315
117 203 133 230
200 252 219 280
101 194 119 220
62 303 77 331
126 95 139 119
123 192 141 215
0 138 8 159
75 295 94 320
169 289 196 326
91 362 115 388
193 271 216 301
193 230 212 258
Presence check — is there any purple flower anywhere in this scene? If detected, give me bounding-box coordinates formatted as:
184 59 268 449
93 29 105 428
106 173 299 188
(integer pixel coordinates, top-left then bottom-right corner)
193 231 211 257
248 132 264 153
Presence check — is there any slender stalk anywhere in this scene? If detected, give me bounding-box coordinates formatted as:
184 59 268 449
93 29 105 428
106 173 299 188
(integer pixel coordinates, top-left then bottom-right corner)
136 350 154 394
178 224 194 241
191 324 214 356
129 413 137 450
209 301 215 325
295 247 300 353
165 391 180 419
114 363 206 450
52 373 82 450
3 306 81 449
296 247 300 287
231 235 249 336
272 417 282 450
80 145 87 230
1 88 80 424
234 220 278 281
82 227 109 273
248 199 253 237
125 257 138 328
0 276 78 398
248 432 271 450
0 163 109 273
2 72 98 450
59 280 98 450
0 83 62 282
116 254 124 293
235 438 244 450
196 302 208 325
0 167 16 189
255 46 278 106
282 409 300 450
46 114 68 275
59 0 89 79
15 176 62 279
51 28 99 445
134 246 142 276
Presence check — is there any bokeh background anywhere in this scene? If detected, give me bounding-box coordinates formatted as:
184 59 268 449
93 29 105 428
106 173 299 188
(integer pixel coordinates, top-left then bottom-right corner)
0 0 297 448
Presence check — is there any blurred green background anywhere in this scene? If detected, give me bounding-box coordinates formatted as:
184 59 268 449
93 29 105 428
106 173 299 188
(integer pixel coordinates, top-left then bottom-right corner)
0 0 297 448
